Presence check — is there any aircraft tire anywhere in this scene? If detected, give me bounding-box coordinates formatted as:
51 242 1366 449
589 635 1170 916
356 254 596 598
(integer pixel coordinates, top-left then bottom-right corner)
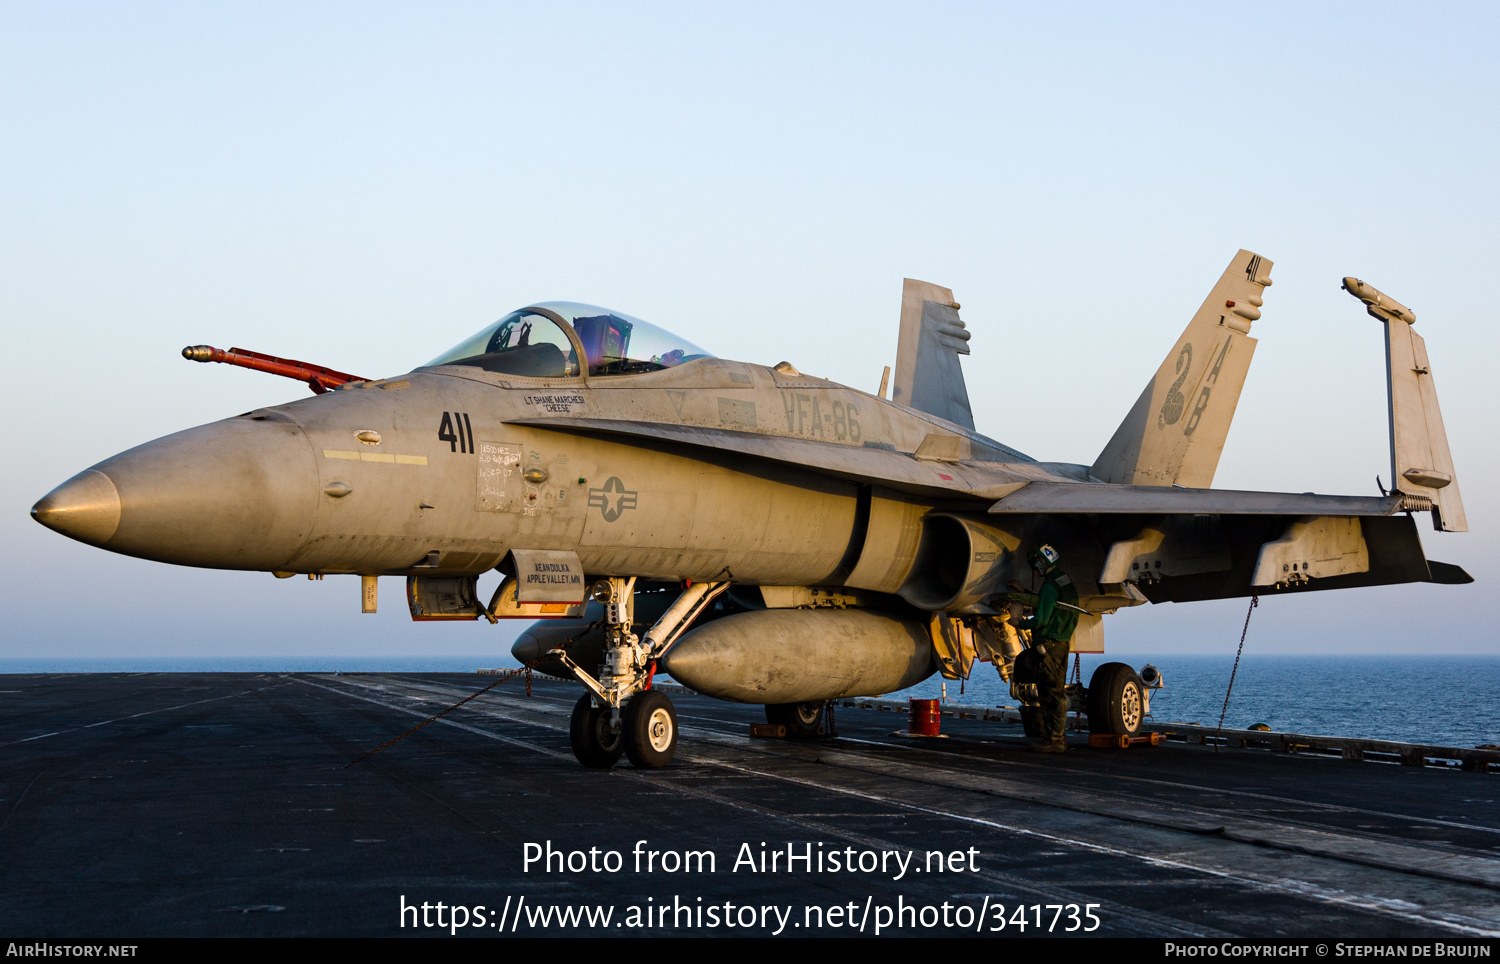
1086 662 1145 736
569 693 623 768
764 701 825 739
623 690 678 768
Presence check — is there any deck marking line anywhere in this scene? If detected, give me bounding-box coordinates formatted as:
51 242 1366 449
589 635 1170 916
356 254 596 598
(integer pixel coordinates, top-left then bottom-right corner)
0 772 44 835
303 676 1500 938
440 683 1484 937
481 686 1500 937
686 751 1500 938
0 687 275 748
292 677 575 762
302 677 1208 935
820 735 1500 890
842 731 1500 838
354 682 1423 935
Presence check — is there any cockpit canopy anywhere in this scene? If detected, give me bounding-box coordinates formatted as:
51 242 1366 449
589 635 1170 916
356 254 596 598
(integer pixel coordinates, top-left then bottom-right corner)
421 301 714 378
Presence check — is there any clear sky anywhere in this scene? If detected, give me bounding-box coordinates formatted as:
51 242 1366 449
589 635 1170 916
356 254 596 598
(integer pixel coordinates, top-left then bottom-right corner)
3 2 1496 660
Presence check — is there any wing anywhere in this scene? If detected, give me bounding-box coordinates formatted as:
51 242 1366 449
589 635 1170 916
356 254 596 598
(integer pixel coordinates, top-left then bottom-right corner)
515 415 1407 516
988 481 1400 516
989 482 1467 600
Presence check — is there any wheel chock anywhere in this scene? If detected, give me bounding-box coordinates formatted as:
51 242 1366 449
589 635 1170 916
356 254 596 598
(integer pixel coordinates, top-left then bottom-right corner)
749 723 787 738
1088 732 1164 749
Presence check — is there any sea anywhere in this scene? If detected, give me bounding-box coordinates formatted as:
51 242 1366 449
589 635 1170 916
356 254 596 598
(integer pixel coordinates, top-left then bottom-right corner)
896 654 1500 750
2 654 1496 750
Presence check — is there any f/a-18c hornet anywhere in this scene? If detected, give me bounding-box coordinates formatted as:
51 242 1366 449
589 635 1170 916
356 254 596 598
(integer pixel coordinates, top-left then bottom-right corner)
32 251 1469 767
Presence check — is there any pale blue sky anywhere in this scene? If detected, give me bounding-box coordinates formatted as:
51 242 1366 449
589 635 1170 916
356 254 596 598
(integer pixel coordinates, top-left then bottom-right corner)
3 2 1496 658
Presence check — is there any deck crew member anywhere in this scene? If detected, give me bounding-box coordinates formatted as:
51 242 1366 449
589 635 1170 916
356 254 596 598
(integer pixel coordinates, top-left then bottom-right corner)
1013 544 1079 753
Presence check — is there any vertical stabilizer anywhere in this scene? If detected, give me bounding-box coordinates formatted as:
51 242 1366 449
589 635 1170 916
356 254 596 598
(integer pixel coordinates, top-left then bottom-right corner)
892 279 975 430
1343 278 1467 532
1091 250 1272 487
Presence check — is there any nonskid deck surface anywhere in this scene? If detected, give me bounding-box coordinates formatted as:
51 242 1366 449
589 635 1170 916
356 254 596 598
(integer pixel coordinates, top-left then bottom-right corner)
1 673 1498 938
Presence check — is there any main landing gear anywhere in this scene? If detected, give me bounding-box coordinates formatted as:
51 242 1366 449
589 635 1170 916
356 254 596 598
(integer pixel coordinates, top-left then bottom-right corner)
1009 661 1150 738
764 701 829 739
553 577 727 770
1086 662 1146 736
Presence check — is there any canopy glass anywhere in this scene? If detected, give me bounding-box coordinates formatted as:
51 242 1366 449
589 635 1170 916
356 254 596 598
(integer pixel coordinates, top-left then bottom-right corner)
422 302 714 378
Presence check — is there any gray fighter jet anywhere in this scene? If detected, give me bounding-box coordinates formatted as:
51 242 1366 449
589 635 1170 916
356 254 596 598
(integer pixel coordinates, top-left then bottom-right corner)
31 251 1469 768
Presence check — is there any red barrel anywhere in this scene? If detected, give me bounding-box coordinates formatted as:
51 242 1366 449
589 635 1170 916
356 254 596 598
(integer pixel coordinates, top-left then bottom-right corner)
908 699 941 736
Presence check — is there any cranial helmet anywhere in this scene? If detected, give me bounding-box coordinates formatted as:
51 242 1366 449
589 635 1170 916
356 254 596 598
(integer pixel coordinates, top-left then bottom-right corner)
1028 544 1060 571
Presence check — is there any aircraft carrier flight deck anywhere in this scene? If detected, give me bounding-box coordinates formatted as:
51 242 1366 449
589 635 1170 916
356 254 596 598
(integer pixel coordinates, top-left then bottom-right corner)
3 672 1498 939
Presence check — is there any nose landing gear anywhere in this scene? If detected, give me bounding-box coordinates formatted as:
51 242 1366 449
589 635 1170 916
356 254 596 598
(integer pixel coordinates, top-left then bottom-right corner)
551 577 727 769
623 690 678 767
569 694 624 768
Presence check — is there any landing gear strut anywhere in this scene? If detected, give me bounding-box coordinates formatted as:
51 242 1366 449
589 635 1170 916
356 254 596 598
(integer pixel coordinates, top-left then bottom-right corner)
551 577 727 769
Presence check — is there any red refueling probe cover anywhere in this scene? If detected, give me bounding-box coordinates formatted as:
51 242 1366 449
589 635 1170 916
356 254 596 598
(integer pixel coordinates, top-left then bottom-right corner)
182 345 368 394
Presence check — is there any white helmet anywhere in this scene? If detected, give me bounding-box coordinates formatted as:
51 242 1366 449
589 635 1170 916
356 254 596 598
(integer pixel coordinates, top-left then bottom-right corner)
1028 544 1060 572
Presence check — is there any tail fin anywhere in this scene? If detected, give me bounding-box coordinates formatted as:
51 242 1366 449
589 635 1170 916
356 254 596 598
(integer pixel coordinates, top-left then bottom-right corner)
1090 250 1272 487
1343 278 1467 532
892 278 975 430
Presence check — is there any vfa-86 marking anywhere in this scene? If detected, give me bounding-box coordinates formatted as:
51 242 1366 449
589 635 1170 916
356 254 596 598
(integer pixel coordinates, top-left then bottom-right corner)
779 391 863 443
34 259 1468 769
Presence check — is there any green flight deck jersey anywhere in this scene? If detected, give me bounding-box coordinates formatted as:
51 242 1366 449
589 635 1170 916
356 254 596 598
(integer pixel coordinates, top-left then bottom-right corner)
1018 569 1080 643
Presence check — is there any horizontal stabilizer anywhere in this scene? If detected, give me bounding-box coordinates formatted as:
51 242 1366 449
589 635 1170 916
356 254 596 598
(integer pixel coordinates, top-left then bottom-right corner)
990 482 1400 517
1427 561 1474 585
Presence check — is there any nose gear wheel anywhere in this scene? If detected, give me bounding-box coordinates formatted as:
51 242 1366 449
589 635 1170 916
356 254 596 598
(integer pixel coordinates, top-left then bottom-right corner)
569 694 623 768
623 690 678 768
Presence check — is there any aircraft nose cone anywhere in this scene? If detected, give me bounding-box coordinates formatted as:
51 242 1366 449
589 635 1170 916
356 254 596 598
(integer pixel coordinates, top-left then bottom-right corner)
510 631 545 665
31 470 123 546
33 417 320 570
510 613 605 679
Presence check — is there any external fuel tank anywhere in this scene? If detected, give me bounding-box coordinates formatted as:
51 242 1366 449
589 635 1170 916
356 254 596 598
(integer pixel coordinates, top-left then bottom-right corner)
660 608 934 704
